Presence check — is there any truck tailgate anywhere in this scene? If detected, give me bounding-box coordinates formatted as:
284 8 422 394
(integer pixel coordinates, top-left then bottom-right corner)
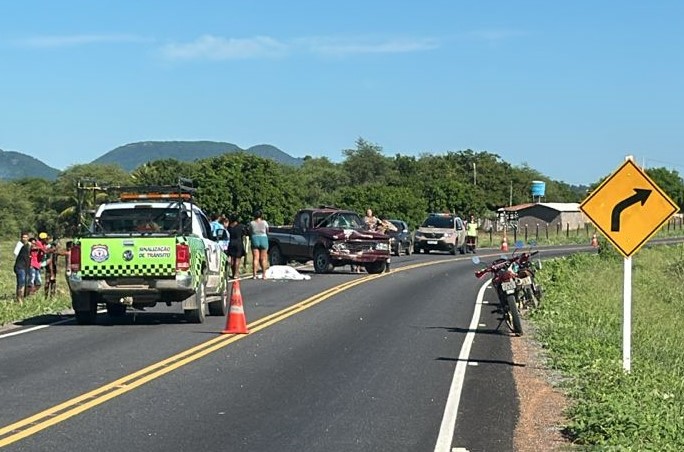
78 237 177 278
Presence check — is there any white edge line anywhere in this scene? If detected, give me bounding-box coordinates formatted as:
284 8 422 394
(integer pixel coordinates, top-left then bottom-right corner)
0 319 70 339
0 310 101 340
434 278 490 452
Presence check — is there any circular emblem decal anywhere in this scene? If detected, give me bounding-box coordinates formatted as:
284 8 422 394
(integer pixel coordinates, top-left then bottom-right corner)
123 250 134 261
90 244 110 263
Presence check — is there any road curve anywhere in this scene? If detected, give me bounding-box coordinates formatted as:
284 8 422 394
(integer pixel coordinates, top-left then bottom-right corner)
0 245 589 451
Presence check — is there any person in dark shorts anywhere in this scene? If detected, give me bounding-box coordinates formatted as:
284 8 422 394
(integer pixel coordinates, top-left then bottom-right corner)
13 231 31 304
226 213 247 279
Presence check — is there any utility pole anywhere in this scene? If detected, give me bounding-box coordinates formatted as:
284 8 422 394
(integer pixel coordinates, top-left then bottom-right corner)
509 181 513 206
473 162 477 186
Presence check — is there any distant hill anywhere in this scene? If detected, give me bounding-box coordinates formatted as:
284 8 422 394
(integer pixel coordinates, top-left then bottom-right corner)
92 141 304 171
0 149 60 181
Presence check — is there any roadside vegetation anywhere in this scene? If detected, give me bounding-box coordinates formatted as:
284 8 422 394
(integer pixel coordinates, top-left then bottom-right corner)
3 138 684 241
531 238 684 449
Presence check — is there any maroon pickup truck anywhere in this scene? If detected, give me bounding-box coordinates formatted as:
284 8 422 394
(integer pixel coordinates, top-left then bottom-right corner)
268 207 391 273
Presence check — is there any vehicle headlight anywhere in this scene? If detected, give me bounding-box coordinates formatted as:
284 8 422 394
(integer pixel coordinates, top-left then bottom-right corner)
415 231 423 238
444 232 453 238
389 237 395 243
332 242 349 252
375 242 389 251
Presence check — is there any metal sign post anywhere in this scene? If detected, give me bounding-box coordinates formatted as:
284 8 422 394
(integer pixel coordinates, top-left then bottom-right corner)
623 255 632 372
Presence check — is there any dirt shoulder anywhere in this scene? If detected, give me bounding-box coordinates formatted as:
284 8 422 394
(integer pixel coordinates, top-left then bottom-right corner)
511 320 574 451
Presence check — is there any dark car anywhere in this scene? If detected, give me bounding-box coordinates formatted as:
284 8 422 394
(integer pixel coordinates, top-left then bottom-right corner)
387 219 413 256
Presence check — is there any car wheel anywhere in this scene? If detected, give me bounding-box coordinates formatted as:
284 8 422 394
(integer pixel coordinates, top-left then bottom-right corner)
313 247 333 273
208 282 229 316
269 245 284 266
364 261 386 274
184 280 207 324
72 292 97 325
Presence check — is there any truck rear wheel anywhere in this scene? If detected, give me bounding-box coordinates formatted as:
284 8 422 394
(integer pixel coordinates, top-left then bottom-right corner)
72 292 97 325
106 303 126 317
269 245 284 266
208 283 229 316
313 248 333 273
184 282 207 323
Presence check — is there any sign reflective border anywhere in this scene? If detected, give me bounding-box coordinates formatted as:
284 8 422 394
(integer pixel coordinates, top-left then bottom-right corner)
580 159 678 257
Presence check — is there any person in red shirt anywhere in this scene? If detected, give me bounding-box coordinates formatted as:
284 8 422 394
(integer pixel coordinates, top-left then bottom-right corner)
28 235 48 295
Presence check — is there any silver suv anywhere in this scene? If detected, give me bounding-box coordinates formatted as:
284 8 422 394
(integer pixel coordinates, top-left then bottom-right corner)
413 213 466 255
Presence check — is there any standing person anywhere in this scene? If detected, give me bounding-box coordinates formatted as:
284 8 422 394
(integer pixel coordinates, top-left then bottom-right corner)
13 232 31 304
44 235 61 297
210 213 225 238
226 214 247 279
363 208 378 230
466 214 478 253
28 237 46 295
249 210 269 280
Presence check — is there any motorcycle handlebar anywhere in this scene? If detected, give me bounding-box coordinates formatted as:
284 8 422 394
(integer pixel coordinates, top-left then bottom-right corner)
475 256 518 276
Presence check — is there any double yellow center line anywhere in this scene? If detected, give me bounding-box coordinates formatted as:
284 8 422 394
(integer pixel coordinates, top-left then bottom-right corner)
0 273 388 447
0 257 470 447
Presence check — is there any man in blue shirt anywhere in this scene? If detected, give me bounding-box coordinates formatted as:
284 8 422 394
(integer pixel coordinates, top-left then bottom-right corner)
210 214 225 237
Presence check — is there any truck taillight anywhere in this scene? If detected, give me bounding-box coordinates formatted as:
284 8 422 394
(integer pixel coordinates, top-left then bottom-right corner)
176 243 190 271
69 244 81 272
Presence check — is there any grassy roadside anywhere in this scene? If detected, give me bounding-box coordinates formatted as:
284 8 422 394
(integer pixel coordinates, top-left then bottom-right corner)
530 239 684 449
0 240 73 326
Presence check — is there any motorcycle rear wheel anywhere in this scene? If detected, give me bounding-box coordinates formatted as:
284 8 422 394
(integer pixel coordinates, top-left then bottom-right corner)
522 287 539 310
504 293 523 336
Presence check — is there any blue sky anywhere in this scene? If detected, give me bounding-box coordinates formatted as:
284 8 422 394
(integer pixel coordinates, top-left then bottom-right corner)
1 1 683 186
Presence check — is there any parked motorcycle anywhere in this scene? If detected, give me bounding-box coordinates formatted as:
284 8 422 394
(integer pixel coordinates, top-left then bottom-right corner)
474 254 524 336
514 247 543 310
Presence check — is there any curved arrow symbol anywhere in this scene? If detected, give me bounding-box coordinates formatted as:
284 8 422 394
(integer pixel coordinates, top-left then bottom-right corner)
611 188 652 232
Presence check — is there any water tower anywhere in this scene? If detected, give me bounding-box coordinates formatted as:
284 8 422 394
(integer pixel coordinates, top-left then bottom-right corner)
531 180 546 203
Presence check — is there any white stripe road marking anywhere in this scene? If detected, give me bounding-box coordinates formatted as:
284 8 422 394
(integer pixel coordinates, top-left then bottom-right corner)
434 279 490 452
0 317 72 339
0 308 110 340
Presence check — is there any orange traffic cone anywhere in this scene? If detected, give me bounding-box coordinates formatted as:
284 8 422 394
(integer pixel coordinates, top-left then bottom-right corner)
500 235 509 252
221 280 249 334
590 233 599 248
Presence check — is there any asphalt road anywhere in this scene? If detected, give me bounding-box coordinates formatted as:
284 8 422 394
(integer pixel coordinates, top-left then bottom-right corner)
0 245 589 452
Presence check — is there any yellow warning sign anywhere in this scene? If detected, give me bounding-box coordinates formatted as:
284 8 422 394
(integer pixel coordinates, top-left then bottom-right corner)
580 159 678 257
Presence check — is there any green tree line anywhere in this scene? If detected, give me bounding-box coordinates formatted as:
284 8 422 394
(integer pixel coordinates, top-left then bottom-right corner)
1 138 682 239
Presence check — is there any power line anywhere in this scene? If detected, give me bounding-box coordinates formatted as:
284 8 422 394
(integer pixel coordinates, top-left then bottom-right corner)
643 158 684 170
